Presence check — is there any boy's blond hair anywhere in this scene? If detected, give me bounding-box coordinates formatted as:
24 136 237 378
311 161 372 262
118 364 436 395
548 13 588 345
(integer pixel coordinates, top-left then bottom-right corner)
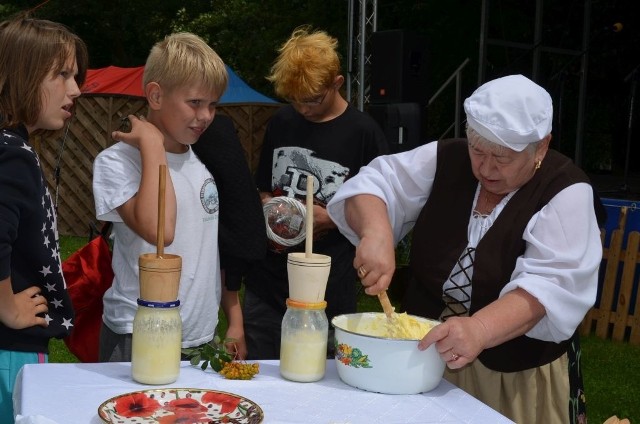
143 32 228 96
267 26 340 101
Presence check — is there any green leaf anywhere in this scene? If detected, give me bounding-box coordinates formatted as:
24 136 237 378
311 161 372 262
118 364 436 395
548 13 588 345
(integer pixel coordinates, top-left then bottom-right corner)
183 338 235 373
210 359 224 373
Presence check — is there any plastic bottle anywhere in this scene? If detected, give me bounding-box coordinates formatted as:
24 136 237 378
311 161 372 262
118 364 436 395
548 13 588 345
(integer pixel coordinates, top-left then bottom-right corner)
280 298 328 382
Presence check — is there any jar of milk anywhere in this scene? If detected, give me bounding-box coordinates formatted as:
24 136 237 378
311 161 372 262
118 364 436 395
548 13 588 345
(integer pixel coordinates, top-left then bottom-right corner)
280 298 328 382
131 299 182 384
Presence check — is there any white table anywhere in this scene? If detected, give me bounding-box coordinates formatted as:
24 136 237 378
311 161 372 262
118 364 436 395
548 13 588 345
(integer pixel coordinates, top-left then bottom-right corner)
14 360 514 423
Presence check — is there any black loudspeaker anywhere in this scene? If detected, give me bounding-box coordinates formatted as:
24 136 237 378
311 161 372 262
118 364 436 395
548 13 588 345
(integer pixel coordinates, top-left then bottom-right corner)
367 103 423 153
370 30 428 105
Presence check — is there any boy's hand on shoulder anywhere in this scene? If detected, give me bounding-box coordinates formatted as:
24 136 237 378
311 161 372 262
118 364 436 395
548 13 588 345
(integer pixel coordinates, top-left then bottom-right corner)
0 282 49 329
112 115 164 151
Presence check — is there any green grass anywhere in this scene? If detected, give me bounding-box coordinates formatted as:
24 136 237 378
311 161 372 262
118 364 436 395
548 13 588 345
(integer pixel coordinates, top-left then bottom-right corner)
581 336 640 422
58 235 87 262
51 235 640 423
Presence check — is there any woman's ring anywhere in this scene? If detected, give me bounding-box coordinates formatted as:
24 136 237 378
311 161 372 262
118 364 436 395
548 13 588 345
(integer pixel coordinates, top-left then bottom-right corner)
450 352 460 362
357 266 368 278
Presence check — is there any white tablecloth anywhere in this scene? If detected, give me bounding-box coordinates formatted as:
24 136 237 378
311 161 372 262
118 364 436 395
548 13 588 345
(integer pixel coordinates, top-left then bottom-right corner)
14 360 514 423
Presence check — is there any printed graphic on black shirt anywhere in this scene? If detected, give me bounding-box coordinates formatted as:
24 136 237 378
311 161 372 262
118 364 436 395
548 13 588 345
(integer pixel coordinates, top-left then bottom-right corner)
271 147 349 204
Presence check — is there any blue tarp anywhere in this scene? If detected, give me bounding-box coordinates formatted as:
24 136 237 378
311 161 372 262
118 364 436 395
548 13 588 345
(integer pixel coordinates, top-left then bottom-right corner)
222 66 277 104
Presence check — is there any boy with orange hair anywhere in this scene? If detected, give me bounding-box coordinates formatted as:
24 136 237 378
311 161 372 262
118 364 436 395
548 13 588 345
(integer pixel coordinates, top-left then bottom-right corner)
243 26 388 359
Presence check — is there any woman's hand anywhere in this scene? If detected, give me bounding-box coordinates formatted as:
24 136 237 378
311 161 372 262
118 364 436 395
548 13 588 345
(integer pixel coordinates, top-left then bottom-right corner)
354 231 396 295
418 288 546 368
418 316 489 369
344 194 396 295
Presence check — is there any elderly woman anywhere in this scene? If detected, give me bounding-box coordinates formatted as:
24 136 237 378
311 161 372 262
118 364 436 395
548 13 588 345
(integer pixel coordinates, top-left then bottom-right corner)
326 75 605 424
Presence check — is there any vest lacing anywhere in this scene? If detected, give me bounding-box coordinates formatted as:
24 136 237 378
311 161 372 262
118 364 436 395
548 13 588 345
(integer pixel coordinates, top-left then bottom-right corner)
441 184 517 320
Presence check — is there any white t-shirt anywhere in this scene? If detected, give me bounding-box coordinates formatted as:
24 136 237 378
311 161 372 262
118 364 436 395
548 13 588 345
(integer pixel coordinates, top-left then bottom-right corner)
93 142 221 348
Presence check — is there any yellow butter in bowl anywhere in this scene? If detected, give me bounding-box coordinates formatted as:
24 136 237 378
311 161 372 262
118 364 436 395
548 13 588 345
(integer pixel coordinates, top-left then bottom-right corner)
383 312 434 339
346 312 434 340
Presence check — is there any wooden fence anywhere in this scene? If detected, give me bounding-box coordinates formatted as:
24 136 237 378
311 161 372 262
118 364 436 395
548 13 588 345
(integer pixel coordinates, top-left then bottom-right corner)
580 205 640 345
33 95 280 236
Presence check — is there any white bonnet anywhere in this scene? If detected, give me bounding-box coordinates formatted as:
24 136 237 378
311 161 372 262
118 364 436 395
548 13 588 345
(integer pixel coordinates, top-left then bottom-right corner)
463 74 553 152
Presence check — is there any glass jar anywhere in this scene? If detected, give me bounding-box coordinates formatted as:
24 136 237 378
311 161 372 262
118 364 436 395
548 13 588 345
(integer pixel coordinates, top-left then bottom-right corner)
280 298 328 382
131 299 182 384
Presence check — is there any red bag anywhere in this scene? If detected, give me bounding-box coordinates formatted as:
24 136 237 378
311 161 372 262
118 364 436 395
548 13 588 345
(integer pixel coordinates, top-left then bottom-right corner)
62 223 113 362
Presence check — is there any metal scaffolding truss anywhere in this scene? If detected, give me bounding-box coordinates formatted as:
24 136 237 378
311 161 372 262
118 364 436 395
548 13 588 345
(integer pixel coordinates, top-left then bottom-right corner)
346 0 377 111
346 0 591 165
478 0 591 165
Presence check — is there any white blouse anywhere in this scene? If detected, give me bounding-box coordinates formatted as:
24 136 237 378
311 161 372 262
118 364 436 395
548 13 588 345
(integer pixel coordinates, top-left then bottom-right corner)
442 186 516 309
327 140 602 343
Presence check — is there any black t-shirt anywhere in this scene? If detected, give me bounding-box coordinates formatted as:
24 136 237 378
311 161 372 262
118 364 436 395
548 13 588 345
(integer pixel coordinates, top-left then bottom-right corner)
245 104 388 321
0 126 74 353
192 115 267 291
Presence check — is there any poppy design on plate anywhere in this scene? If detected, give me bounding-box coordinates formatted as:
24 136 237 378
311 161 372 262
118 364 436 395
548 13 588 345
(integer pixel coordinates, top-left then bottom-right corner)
113 392 162 418
202 391 242 415
98 388 264 423
334 342 372 368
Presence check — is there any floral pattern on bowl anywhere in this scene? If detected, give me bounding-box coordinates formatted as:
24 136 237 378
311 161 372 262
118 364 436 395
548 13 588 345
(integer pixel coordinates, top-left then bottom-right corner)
335 341 372 368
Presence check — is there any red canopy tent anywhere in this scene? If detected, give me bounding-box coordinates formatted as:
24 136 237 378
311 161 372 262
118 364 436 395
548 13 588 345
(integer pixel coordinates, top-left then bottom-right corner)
82 66 145 97
81 65 277 104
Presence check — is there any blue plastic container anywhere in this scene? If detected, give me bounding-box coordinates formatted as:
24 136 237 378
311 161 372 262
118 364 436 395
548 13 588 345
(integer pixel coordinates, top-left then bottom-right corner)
599 198 640 317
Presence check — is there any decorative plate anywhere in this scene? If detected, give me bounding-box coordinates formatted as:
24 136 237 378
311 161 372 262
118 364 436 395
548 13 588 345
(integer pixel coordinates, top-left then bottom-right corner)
98 388 264 423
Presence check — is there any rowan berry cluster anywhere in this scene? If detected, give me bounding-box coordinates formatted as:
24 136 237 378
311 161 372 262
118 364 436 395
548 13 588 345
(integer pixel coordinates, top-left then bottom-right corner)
182 336 260 380
219 361 260 380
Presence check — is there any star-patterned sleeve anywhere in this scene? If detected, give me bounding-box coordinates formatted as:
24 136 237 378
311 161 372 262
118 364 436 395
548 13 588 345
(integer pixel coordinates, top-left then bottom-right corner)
0 128 74 348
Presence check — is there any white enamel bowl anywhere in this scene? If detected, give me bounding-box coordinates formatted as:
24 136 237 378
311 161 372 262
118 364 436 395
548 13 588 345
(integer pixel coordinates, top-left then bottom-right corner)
331 312 445 394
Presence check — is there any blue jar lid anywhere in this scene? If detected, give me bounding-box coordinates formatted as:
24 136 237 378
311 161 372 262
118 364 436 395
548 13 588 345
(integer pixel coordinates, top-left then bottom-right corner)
137 299 180 308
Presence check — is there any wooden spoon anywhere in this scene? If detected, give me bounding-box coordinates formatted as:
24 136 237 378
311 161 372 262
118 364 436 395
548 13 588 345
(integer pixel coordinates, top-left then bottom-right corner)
377 290 395 319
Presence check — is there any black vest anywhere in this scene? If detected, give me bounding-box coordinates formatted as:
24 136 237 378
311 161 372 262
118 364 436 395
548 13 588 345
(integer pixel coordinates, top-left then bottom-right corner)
405 138 603 372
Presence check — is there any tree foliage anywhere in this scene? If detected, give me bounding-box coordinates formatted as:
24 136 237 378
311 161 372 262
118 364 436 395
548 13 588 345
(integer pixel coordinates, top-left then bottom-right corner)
2 0 349 98
3 0 639 169
172 0 349 98
34 0 211 67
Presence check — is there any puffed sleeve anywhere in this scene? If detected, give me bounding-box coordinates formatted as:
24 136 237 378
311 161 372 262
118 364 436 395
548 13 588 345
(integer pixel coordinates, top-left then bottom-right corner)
502 183 602 342
327 141 439 246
